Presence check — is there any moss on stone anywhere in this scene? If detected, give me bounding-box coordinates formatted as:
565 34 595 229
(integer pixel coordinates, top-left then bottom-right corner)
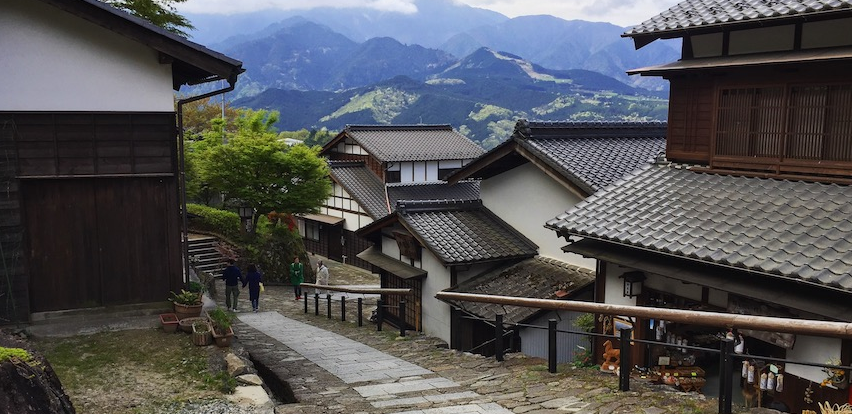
0 347 31 363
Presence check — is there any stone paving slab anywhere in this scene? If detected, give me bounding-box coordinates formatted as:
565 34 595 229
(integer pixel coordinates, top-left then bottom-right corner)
354 377 461 397
239 312 431 384
387 402 512 414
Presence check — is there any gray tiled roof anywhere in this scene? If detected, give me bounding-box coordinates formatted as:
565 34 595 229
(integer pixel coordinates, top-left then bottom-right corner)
329 161 389 219
399 200 538 265
443 257 594 324
625 0 852 37
546 164 852 292
344 125 484 162
516 120 667 194
387 181 480 207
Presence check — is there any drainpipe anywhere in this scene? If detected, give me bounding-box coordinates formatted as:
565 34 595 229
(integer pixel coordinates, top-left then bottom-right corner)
176 76 237 284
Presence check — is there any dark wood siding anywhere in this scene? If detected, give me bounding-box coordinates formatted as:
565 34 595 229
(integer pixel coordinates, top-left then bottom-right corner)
10 112 175 177
0 118 27 323
666 78 714 163
23 177 181 311
1 111 181 320
381 272 421 331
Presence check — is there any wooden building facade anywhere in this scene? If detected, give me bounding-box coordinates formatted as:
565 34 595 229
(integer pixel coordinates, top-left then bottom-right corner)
0 0 242 323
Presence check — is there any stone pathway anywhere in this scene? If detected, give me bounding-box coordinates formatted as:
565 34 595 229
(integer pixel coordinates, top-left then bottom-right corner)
239 312 513 413
216 256 720 414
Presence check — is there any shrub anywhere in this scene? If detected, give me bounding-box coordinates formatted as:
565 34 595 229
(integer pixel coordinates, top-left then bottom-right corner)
187 203 241 240
244 225 313 284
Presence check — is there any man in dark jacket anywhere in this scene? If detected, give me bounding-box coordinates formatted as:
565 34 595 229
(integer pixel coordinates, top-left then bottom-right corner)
221 259 243 311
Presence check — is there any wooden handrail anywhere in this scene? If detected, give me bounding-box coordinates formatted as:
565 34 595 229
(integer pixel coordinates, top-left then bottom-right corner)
436 292 852 338
301 283 411 296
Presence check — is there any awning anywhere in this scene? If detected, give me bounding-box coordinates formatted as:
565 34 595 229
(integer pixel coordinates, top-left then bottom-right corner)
564 239 852 322
628 46 852 75
299 213 344 226
357 246 427 280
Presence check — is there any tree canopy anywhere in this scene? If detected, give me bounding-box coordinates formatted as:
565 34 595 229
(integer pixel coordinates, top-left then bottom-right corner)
189 109 332 233
103 0 194 37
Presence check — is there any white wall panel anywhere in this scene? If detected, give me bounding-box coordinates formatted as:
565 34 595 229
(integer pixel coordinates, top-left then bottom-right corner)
481 163 593 268
1 0 174 111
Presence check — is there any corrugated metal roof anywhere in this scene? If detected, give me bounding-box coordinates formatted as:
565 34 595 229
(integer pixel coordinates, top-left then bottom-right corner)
399 200 538 265
344 125 484 162
625 0 852 38
546 164 852 292
442 257 594 324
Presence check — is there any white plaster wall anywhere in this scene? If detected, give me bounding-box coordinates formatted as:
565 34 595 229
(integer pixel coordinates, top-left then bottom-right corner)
1 0 174 111
729 25 795 55
605 265 638 307
802 18 852 49
643 273 704 301
481 163 594 268
419 253 453 344
786 336 842 384
337 139 366 155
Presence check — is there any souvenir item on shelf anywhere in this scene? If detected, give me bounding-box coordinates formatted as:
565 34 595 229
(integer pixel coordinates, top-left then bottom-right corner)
775 373 783 392
767 372 776 391
748 364 756 384
760 372 768 390
742 360 750 378
734 335 745 354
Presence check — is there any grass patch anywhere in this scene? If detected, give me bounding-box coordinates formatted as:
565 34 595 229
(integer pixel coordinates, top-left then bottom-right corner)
33 328 225 413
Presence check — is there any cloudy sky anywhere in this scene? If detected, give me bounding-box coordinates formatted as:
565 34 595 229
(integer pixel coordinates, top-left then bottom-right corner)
175 0 681 27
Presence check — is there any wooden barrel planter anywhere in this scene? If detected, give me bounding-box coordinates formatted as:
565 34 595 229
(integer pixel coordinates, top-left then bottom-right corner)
192 322 213 346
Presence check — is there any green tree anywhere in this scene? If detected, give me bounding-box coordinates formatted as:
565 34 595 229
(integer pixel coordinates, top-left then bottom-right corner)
198 109 332 234
104 0 194 37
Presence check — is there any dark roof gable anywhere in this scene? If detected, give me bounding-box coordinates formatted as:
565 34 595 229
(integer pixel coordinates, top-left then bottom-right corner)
322 124 484 162
38 0 243 89
449 119 666 195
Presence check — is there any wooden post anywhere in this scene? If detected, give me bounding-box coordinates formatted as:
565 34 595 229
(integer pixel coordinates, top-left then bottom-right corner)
619 328 632 391
548 319 557 373
357 297 363 327
495 314 504 362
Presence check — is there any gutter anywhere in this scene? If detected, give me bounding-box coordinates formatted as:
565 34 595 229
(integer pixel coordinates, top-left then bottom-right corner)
176 75 237 284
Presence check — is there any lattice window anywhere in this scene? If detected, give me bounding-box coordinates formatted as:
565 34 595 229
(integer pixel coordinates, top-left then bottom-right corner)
715 83 852 168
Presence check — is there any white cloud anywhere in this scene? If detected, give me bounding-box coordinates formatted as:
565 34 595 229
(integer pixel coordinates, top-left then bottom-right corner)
177 0 418 15
176 0 681 27
453 0 681 27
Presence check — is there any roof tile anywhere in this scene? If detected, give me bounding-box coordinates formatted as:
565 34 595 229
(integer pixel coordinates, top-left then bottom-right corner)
443 257 594 324
399 201 538 265
343 125 484 162
547 164 852 291
625 0 852 38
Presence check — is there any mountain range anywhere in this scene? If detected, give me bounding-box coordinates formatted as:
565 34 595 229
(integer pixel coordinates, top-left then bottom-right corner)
184 1 675 145
234 48 668 148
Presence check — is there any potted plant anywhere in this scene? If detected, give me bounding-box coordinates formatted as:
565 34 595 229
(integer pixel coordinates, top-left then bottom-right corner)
169 289 203 320
191 320 212 346
159 313 179 333
208 307 235 347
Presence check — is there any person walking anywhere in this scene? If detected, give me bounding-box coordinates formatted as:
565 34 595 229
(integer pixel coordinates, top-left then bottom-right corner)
290 256 304 300
316 260 329 295
221 259 244 312
243 264 263 312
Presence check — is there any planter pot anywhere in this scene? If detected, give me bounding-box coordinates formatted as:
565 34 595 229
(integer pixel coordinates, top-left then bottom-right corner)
173 302 203 320
192 322 212 346
212 326 234 347
160 313 179 333
179 316 208 333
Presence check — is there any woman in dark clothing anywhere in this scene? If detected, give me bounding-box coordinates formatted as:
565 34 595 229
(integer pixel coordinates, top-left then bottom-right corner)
243 264 263 312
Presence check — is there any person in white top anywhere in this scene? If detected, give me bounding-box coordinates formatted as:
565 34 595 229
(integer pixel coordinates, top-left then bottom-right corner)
316 260 330 295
